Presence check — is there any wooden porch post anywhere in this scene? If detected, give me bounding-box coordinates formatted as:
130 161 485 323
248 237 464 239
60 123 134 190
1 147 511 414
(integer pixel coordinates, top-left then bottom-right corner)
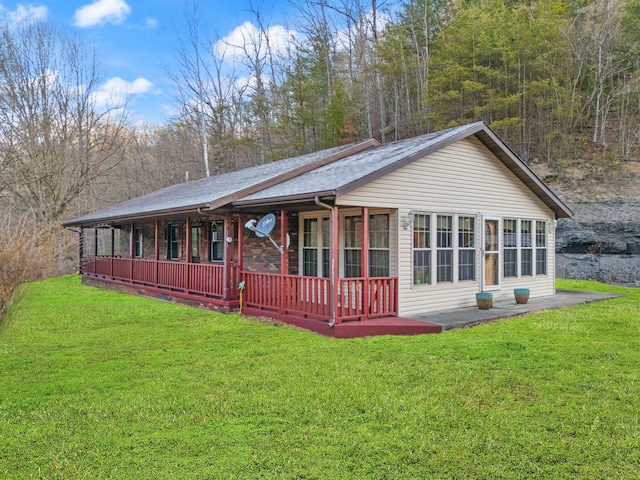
79 228 84 274
223 213 233 300
361 207 369 321
94 228 98 257
185 217 191 289
110 228 115 277
280 209 288 314
237 214 244 271
154 221 159 286
130 223 134 280
280 209 288 275
331 206 340 325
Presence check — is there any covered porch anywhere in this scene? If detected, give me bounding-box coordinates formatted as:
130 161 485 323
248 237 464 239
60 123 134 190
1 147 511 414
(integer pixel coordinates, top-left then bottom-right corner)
82 256 399 325
77 205 422 334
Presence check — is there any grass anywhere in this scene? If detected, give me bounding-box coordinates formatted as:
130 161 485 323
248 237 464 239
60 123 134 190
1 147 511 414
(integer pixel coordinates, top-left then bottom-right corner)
1 276 639 479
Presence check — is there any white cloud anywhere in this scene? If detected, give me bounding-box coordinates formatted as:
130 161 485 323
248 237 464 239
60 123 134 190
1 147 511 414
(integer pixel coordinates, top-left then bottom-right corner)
0 3 48 25
73 0 131 28
214 21 297 66
92 76 153 108
144 17 158 29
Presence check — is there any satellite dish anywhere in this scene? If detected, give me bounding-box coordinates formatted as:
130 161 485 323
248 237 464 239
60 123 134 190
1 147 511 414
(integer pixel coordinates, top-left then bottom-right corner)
255 213 276 238
244 213 286 254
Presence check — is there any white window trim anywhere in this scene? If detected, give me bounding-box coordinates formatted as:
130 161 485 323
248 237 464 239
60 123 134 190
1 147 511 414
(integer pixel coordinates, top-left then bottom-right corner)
412 212 479 287
503 217 548 279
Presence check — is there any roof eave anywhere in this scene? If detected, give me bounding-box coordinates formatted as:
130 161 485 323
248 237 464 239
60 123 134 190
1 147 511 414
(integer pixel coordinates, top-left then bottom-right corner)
473 128 573 219
232 191 337 209
62 138 380 227
61 203 213 227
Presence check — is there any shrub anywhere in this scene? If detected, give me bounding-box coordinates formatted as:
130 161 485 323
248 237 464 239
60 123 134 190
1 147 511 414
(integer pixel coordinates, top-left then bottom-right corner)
0 212 59 316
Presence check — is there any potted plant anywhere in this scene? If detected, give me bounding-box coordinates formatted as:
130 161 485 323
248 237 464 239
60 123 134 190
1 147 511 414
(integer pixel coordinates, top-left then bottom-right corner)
514 288 530 304
475 292 493 310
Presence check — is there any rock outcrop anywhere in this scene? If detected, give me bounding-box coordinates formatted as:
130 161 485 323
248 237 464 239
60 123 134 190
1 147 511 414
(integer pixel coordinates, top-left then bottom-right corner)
556 201 640 283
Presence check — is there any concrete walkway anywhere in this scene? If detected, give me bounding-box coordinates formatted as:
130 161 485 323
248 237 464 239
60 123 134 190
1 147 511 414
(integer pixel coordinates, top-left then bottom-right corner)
411 290 622 331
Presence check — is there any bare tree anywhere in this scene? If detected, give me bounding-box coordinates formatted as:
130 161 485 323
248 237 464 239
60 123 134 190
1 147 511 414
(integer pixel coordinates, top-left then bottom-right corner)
0 21 127 222
168 1 259 174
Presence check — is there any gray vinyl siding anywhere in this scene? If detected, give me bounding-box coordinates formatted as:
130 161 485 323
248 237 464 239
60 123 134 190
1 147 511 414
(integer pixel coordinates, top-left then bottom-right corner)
338 136 556 316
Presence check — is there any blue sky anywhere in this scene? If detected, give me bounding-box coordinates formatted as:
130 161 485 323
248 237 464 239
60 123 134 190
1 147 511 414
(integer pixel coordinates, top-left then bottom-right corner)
0 0 294 125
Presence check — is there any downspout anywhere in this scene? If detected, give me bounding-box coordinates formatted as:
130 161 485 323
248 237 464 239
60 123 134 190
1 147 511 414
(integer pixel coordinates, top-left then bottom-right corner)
315 196 336 327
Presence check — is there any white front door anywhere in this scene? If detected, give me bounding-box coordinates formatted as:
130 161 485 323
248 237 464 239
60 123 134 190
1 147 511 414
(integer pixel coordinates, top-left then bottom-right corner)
483 218 500 290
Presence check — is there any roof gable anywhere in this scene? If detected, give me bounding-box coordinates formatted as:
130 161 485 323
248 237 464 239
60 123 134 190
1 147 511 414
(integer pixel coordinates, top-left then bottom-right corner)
234 122 572 218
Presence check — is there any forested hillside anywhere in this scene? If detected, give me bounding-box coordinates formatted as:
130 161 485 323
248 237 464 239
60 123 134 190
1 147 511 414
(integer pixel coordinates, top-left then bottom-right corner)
124 0 640 206
0 0 639 278
158 0 640 203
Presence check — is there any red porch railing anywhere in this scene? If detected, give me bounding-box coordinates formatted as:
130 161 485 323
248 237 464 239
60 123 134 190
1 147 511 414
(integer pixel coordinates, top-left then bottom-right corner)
82 258 397 322
337 277 398 322
82 257 239 300
242 272 331 320
242 272 397 322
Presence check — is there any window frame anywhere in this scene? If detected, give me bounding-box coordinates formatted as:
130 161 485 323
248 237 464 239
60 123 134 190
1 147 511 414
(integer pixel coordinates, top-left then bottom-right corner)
412 213 478 286
535 220 547 275
168 224 181 261
209 220 225 263
299 210 392 279
503 219 518 278
458 216 476 282
502 218 548 279
412 213 431 285
343 215 362 278
369 213 390 277
134 226 143 258
436 214 454 283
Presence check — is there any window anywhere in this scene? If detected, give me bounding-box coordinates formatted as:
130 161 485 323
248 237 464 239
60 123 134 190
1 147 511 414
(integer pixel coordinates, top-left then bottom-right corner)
134 226 143 258
413 214 431 285
503 219 518 277
458 216 475 281
437 215 453 282
301 212 390 278
521 220 533 276
322 217 330 278
299 215 330 278
344 215 362 277
97 228 120 256
536 221 547 275
369 214 390 276
303 218 318 276
502 218 547 278
168 224 180 260
210 221 224 262
413 213 480 285
191 224 202 263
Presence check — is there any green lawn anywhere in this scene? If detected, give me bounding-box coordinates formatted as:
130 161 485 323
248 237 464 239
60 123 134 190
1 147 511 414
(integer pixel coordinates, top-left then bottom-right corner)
1 276 639 479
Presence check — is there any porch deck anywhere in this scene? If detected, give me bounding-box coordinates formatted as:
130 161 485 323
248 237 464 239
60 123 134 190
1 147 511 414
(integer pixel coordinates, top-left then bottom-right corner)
241 306 443 338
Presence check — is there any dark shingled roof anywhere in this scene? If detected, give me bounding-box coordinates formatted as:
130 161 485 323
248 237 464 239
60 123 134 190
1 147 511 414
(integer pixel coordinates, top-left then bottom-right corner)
63 121 572 227
236 123 471 203
63 140 376 226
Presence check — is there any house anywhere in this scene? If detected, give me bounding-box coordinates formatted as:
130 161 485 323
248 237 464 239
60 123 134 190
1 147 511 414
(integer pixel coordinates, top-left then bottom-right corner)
63 121 572 337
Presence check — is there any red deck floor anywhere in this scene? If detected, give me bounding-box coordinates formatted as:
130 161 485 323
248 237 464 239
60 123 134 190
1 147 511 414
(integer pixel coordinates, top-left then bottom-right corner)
241 307 443 338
